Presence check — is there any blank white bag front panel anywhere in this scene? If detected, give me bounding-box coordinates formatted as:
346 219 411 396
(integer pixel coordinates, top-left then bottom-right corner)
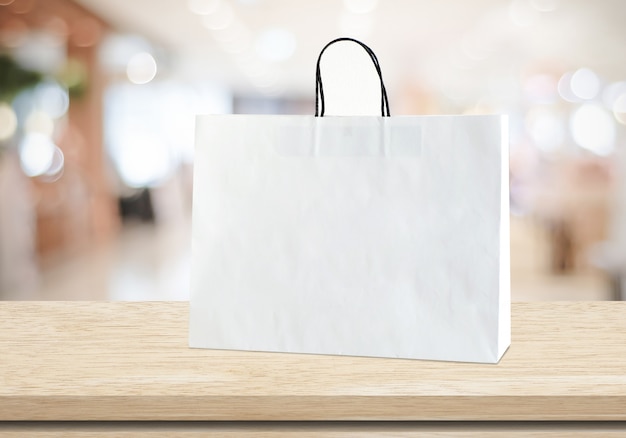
190 114 509 363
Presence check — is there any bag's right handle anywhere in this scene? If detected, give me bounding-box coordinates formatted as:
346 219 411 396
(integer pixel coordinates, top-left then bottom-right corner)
315 37 391 117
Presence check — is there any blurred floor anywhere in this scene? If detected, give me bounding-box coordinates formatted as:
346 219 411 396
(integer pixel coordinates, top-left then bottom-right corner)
511 216 611 301
5 220 191 301
4 215 612 301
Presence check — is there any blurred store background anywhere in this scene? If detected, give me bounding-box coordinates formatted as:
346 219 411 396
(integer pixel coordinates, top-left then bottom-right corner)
0 0 625 301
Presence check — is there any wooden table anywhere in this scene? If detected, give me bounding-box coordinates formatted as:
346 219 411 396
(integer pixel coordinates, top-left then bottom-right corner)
1 302 626 436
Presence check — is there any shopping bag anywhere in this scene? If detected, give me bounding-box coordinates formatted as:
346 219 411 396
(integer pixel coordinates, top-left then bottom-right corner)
189 38 510 363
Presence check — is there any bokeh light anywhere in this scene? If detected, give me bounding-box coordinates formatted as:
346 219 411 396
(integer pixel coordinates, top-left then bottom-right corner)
343 0 378 14
557 71 578 102
19 133 56 177
25 110 54 136
44 145 64 177
126 52 157 84
201 2 234 30
570 103 615 156
115 133 171 188
524 74 557 104
509 0 538 27
34 81 69 118
1 0 626 304
530 0 559 12
613 94 626 125
339 12 374 38
570 68 600 100
526 107 564 152
255 28 296 62
603 82 626 108
188 0 220 15
0 103 18 141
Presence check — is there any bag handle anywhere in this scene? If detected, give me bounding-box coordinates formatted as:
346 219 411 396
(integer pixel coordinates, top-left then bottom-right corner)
315 37 391 117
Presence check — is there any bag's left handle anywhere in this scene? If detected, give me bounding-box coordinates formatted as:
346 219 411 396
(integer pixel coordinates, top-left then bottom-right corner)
315 37 391 117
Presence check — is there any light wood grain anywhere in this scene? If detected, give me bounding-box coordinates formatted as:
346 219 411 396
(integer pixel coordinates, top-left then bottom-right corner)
2 422 626 437
1 302 625 421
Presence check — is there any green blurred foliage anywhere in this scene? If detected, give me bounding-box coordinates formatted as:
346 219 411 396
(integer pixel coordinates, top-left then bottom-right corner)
0 54 43 103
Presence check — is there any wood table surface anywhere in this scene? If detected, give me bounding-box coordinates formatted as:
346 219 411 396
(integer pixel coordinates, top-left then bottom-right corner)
1 301 626 433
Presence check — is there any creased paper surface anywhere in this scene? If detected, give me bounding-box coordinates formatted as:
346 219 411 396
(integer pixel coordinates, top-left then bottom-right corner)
189 115 510 363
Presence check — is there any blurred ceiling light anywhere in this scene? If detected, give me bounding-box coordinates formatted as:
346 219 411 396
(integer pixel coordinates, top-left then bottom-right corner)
99 34 153 72
201 3 234 30
570 104 615 156
126 52 158 84
35 82 69 119
448 48 475 70
220 37 250 54
235 52 260 71
602 81 626 108
247 67 272 81
212 22 249 43
526 108 564 152
13 31 66 73
116 133 171 188
255 28 296 62
439 72 473 102
213 22 251 54
238 61 277 89
19 133 56 177
509 0 537 27
486 72 520 104
41 146 64 181
524 74 557 104
613 94 626 125
343 0 378 14
25 110 55 137
248 64 279 86
530 0 559 12
557 71 579 102
461 34 490 61
188 0 221 15
570 68 600 100
339 13 373 39
0 103 18 141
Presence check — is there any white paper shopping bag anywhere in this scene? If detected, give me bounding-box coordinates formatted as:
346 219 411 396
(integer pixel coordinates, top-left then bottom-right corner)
189 38 510 363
